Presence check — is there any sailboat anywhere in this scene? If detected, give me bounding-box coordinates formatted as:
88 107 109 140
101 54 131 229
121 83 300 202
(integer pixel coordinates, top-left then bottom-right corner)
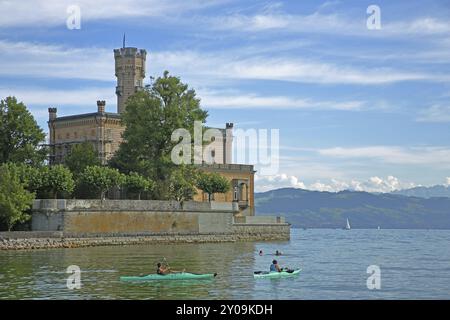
344 218 351 230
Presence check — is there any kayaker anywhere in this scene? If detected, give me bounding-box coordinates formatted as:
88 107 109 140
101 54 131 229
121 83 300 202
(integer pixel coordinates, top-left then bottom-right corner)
275 250 282 256
156 262 170 275
259 250 263 256
270 260 282 272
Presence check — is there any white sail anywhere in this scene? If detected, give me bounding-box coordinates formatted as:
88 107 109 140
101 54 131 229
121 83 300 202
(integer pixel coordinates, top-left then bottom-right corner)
345 218 351 230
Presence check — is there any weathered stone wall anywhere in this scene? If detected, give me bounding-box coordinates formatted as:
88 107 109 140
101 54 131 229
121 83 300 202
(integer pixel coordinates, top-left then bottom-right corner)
0 232 290 250
234 216 286 224
232 223 290 241
32 200 235 235
0 199 293 250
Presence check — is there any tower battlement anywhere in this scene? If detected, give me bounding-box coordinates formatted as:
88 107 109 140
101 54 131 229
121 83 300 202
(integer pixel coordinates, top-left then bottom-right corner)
113 47 147 58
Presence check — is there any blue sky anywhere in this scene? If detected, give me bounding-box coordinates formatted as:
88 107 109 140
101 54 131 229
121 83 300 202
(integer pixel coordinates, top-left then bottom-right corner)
1 0 449 192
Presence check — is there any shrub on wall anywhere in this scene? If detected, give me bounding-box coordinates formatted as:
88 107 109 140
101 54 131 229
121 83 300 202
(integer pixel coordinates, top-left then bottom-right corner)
167 165 198 202
124 172 153 200
79 166 125 200
196 172 230 202
39 165 75 199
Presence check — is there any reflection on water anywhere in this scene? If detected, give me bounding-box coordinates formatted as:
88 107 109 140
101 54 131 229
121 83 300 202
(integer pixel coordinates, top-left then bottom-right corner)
1 229 450 299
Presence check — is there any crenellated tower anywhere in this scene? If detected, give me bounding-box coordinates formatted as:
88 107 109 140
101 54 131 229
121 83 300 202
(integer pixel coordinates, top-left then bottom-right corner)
114 46 146 114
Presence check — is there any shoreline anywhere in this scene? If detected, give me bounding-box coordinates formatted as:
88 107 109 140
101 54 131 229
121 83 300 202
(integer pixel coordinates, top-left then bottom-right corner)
0 232 289 251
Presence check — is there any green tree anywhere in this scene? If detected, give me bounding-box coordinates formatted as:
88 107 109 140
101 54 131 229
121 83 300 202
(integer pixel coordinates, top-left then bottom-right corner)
196 172 231 202
79 166 124 200
124 172 153 200
167 165 198 203
4 162 42 193
0 96 46 165
0 164 34 231
64 142 101 177
40 165 75 199
109 71 208 199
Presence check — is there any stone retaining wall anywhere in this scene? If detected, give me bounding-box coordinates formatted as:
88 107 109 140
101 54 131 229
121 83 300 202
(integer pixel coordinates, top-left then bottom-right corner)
0 230 290 250
32 199 235 235
0 199 290 250
232 223 291 241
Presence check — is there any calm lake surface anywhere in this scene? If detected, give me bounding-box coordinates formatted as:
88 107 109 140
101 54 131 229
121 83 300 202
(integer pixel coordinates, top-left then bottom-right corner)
1 228 449 299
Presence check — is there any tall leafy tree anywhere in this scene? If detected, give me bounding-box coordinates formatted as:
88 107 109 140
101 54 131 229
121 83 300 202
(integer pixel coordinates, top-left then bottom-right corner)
124 172 153 200
196 172 231 202
64 142 101 177
7 162 42 193
167 165 198 203
40 165 75 199
0 163 34 231
79 166 124 200
109 71 208 199
0 97 46 165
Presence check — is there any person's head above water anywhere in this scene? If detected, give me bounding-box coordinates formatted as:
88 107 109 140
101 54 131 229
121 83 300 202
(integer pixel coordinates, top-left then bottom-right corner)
272 260 277 265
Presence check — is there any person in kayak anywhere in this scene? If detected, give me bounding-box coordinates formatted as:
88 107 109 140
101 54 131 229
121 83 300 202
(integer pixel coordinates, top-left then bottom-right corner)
270 260 282 272
259 250 263 256
275 250 283 256
156 262 170 275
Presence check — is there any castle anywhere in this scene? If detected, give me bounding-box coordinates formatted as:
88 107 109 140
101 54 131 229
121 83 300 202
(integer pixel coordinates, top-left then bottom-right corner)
47 44 254 215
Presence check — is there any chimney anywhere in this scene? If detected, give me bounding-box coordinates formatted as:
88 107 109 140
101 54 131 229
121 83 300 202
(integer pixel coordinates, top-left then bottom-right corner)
48 107 57 120
97 100 106 113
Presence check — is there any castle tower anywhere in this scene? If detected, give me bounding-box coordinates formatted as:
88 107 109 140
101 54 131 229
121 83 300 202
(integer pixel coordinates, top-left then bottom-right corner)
114 45 146 114
225 123 234 164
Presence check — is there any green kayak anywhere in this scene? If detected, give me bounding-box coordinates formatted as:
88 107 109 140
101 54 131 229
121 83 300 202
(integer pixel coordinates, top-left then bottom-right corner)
120 272 217 281
254 269 301 279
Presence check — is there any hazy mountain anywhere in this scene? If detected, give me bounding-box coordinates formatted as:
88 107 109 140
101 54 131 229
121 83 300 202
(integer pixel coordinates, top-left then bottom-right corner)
391 185 450 198
255 188 450 229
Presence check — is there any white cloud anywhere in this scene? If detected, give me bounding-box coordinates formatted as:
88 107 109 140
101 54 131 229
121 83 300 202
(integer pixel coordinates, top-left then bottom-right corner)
199 90 364 110
255 173 416 193
445 177 450 186
318 146 450 166
151 50 440 85
212 10 450 38
0 87 115 107
0 0 222 28
0 85 364 114
417 105 450 122
255 173 306 192
307 176 412 193
0 40 112 81
0 87 117 124
386 18 450 36
212 12 356 34
0 40 443 85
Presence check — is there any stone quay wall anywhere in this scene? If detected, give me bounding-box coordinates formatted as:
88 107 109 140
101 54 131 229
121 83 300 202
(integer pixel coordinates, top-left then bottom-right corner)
0 199 290 250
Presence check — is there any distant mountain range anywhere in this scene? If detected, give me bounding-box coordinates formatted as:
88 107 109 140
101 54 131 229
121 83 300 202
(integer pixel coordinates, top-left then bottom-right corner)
255 188 450 229
390 185 450 198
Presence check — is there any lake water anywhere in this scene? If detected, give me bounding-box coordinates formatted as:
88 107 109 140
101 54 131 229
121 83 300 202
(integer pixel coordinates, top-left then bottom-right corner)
1 228 449 299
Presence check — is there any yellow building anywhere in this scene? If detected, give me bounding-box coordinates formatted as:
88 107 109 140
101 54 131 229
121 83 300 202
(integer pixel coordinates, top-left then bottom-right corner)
48 101 124 164
193 163 255 216
47 45 255 215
